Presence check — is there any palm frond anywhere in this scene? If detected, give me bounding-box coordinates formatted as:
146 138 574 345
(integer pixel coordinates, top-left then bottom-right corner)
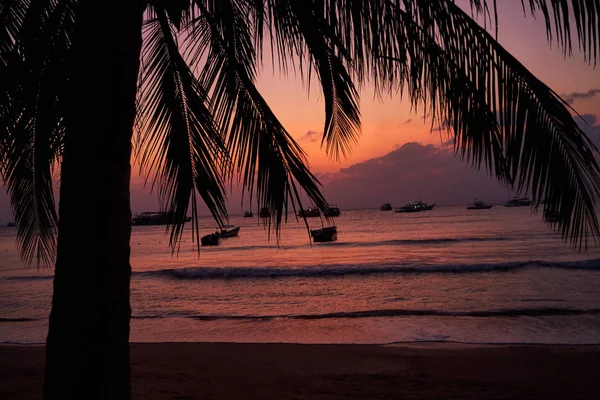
276 1 599 247
137 7 228 251
375 1 600 248
185 0 329 234
0 0 73 265
0 0 27 67
266 0 361 160
463 1 600 64
520 0 600 64
442 1 600 248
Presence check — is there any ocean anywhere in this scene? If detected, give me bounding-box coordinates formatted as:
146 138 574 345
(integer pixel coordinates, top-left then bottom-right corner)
2 205 600 345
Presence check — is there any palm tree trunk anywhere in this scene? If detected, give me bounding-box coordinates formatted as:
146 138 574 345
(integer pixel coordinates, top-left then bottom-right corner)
44 2 144 399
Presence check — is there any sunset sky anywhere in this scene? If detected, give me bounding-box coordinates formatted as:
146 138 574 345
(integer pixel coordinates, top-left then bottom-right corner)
1 2 599 222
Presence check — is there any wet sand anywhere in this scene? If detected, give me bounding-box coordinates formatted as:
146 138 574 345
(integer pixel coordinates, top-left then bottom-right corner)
1 342 599 399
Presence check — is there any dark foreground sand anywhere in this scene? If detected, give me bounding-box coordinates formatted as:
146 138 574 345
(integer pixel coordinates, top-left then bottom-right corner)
1 342 599 399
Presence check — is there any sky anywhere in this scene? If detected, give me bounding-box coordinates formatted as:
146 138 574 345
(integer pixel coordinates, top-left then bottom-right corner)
1 2 599 222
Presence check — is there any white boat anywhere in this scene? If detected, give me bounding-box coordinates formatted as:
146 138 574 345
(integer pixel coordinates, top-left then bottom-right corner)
395 200 435 213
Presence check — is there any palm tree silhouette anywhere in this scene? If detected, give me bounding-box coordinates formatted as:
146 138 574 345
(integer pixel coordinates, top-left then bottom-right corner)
2 1 600 399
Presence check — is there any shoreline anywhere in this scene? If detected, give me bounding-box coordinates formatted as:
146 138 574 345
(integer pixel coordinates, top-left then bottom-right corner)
2 342 599 399
3 339 600 346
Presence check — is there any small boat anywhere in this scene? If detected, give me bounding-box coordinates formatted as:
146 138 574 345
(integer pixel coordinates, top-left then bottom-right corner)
395 200 435 213
310 226 337 242
132 212 191 226
201 234 220 246
324 205 341 217
217 225 240 238
6 221 15 227
259 207 271 218
467 199 493 210
380 203 392 211
243 210 253 218
504 197 532 207
298 207 320 218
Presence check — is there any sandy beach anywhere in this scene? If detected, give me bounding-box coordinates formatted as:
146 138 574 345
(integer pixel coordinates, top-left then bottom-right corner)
1 342 599 399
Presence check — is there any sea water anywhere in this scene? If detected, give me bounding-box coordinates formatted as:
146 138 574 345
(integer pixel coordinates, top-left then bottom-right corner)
2 206 600 344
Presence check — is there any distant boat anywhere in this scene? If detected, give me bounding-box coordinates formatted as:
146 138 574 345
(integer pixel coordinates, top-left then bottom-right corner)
298 207 320 218
380 203 392 211
504 197 532 207
132 212 191 226
259 207 270 218
395 200 435 213
201 234 220 246
467 199 493 210
324 205 341 217
243 210 253 218
217 225 240 238
310 226 337 242
6 221 15 227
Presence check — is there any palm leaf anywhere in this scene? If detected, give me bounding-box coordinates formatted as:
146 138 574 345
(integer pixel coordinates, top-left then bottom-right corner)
0 0 73 265
185 0 329 235
519 0 600 64
137 7 228 252
266 0 361 160
370 1 600 247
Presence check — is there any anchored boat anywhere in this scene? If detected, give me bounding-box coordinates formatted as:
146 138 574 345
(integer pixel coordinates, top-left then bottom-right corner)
467 199 493 210
395 200 435 213
132 212 191 226
310 226 337 242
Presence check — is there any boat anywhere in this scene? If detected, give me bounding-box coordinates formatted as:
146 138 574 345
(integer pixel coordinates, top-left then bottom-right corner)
467 199 493 210
131 212 191 226
201 233 220 246
243 210 253 218
395 200 435 213
217 225 240 238
259 207 271 218
324 205 341 217
310 226 337 242
380 203 392 211
6 221 15 227
298 207 320 218
504 197 532 207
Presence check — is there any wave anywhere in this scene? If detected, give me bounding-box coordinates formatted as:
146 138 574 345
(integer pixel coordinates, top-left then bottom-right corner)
0 317 38 323
3 307 599 326
201 236 514 252
134 258 600 281
331 237 514 247
5 259 600 283
131 307 600 321
2 275 53 282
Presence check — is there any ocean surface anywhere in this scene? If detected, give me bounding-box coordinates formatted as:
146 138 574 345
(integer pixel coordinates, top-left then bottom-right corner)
2 206 600 345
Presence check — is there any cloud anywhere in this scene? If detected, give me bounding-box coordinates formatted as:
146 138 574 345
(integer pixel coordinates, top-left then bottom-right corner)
562 89 600 105
442 137 455 147
300 130 321 143
321 142 511 208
